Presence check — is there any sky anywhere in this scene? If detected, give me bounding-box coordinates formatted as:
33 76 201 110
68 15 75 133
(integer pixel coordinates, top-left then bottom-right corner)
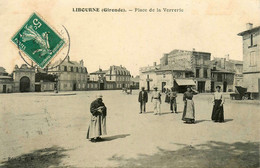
0 0 260 76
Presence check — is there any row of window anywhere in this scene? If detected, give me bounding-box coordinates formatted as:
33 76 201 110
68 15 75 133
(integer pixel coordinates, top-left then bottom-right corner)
63 83 86 88
116 76 130 81
59 65 87 73
88 83 98 89
61 74 87 81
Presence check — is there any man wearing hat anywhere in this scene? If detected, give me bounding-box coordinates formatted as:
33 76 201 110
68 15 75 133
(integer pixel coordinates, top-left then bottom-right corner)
151 86 161 115
86 94 107 142
138 87 148 114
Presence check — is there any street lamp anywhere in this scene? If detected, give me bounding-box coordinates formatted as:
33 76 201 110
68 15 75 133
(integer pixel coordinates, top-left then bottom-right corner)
54 73 60 93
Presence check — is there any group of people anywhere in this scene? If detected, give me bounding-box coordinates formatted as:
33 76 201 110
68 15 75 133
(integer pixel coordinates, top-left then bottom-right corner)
138 85 225 124
86 85 225 142
138 86 178 115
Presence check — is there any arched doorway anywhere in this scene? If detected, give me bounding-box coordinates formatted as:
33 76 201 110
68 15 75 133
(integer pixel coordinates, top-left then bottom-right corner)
20 76 30 92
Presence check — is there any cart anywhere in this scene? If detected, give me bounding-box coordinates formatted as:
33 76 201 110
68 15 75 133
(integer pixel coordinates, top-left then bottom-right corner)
230 86 251 100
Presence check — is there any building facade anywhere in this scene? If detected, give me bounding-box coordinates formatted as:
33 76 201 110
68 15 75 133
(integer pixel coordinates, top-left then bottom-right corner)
160 49 212 92
88 69 116 90
89 65 131 90
139 62 195 93
49 56 88 91
211 55 243 92
0 67 14 93
238 23 260 99
13 64 36 92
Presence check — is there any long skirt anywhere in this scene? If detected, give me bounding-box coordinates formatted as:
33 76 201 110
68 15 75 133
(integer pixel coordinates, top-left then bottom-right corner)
86 115 107 139
182 99 195 122
211 100 224 122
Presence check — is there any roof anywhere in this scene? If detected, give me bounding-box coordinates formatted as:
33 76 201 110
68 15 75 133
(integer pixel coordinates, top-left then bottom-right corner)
168 49 210 55
90 69 108 74
238 26 260 36
50 58 85 68
0 67 7 73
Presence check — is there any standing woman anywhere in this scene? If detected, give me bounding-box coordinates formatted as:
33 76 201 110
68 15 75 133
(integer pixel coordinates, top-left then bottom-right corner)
182 86 198 124
86 94 107 142
211 86 225 122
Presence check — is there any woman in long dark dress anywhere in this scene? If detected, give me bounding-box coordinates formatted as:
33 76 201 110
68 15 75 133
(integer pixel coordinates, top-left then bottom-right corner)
182 86 198 124
211 86 225 122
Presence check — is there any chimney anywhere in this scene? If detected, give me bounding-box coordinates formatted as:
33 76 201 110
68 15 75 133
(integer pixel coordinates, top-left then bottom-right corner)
225 54 229 61
153 62 157 66
80 60 84 66
192 48 196 51
246 23 253 30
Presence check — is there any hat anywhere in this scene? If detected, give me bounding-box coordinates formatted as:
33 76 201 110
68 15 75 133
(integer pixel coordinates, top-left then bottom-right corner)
96 94 103 98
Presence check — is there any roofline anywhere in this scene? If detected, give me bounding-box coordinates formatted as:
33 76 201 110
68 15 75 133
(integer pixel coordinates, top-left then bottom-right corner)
155 69 192 72
237 26 260 36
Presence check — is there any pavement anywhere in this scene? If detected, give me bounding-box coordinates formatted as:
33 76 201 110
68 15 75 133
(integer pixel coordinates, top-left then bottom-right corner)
0 90 259 168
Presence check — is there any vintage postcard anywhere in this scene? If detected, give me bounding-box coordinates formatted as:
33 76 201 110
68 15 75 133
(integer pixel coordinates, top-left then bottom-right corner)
0 0 260 167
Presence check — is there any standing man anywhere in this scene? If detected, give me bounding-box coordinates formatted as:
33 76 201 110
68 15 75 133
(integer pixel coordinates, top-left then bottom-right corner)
138 87 148 114
86 94 107 142
169 87 178 113
151 86 161 115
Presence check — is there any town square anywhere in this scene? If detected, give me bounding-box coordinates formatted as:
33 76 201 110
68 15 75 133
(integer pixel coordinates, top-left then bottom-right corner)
0 90 259 167
1 0 260 167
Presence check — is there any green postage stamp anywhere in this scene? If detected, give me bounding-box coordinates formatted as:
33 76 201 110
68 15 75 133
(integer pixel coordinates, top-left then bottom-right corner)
11 13 65 68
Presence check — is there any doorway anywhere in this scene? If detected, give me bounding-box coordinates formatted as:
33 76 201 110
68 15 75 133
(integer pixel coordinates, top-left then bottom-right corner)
162 82 166 92
99 83 104 90
211 81 215 92
35 84 41 92
223 81 227 92
73 83 76 91
3 85 6 93
20 76 30 92
198 81 205 93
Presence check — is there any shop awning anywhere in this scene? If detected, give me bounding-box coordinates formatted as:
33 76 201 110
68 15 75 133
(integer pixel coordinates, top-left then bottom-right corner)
175 79 196 86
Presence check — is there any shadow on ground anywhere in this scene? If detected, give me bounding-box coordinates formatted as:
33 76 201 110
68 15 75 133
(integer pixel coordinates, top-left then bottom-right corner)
110 141 259 168
0 146 73 168
102 134 130 142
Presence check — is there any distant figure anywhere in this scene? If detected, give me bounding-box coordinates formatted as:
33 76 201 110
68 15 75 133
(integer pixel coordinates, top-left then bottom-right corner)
211 86 225 123
165 88 170 104
151 86 161 115
129 85 133 94
169 87 178 113
182 86 198 124
138 87 148 114
86 94 107 142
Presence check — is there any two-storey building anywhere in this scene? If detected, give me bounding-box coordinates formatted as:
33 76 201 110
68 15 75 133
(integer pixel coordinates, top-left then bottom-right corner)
238 23 260 99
